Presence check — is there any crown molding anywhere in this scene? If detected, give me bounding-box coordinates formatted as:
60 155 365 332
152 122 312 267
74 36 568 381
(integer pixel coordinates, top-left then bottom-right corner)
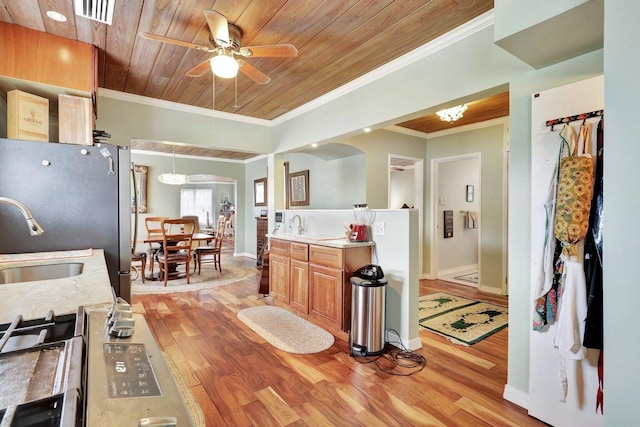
131 149 252 164
98 88 272 126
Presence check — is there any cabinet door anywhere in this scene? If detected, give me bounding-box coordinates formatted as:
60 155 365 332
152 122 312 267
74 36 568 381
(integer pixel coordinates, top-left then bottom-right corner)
269 254 290 303
290 259 309 314
309 263 343 328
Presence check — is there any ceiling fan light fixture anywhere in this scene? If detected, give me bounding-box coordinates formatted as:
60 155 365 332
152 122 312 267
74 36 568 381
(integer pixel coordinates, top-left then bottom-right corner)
210 51 239 79
436 104 468 122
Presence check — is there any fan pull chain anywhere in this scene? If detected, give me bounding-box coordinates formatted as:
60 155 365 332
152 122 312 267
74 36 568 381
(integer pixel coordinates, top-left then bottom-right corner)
212 76 216 111
233 75 239 109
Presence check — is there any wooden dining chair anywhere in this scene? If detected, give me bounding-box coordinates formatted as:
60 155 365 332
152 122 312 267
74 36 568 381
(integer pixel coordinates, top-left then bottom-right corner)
156 218 194 287
193 218 226 274
145 216 168 276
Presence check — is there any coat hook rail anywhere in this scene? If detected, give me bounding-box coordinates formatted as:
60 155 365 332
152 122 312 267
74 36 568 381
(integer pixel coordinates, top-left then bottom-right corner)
546 109 604 131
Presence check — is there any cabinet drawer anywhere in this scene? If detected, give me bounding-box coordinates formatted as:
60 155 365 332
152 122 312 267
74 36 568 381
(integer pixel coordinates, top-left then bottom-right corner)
270 239 290 256
309 245 343 269
290 242 308 261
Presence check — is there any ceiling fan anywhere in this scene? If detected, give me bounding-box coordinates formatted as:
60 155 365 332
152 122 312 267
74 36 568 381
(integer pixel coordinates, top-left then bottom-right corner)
139 10 298 85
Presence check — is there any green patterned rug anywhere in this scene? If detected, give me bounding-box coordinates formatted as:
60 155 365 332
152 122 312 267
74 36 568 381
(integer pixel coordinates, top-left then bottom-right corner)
419 292 508 346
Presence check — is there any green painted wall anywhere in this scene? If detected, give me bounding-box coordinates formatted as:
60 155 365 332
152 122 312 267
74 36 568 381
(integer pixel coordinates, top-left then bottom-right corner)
494 0 589 41
244 156 268 256
425 124 505 293
602 1 640 424
97 95 272 153
338 129 427 209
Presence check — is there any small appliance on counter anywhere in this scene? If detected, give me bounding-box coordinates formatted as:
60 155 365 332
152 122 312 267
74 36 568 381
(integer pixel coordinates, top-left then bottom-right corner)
348 204 374 242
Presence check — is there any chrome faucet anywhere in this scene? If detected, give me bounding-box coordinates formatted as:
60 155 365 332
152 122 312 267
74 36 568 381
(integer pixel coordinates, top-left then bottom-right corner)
0 197 44 236
291 214 303 235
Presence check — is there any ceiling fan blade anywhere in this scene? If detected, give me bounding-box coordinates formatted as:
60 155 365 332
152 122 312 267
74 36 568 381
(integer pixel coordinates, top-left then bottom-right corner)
139 32 213 52
204 10 230 46
238 60 271 85
186 59 212 77
240 44 299 58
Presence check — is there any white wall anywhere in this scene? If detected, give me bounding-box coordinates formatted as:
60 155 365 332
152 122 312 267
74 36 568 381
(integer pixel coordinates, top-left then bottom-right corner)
275 208 420 350
389 169 415 209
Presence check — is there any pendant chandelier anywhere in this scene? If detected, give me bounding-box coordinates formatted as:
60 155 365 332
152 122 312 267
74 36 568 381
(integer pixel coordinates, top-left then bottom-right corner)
157 146 190 185
436 104 468 122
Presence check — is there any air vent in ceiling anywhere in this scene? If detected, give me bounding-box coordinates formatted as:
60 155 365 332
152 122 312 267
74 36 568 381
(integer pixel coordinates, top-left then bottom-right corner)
74 0 115 25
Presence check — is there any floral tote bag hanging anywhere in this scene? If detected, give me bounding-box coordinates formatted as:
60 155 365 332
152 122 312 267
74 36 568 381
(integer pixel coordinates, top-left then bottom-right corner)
553 122 595 259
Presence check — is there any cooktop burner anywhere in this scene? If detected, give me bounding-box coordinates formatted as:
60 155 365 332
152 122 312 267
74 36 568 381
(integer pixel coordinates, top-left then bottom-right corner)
0 308 84 427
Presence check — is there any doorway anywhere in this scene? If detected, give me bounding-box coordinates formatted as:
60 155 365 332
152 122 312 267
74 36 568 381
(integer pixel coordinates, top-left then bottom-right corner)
388 155 424 276
431 153 481 286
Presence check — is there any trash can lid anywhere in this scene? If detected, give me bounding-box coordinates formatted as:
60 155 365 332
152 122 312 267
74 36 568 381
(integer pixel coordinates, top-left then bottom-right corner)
350 276 388 287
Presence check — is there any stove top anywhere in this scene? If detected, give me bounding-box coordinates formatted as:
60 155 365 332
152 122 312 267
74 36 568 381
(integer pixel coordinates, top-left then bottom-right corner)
0 308 84 426
1 305 195 427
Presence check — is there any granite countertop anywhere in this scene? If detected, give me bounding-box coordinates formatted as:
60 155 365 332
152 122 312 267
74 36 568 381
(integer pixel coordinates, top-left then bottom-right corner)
0 248 114 323
268 233 375 248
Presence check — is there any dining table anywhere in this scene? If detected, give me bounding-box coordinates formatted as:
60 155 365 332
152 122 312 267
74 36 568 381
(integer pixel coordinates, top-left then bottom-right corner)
143 232 215 281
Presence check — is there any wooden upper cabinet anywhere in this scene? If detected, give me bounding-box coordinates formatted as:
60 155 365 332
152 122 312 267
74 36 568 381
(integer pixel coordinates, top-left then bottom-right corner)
0 22 97 94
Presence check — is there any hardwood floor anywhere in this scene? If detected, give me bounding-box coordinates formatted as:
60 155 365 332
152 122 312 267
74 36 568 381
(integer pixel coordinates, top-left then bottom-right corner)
132 253 546 426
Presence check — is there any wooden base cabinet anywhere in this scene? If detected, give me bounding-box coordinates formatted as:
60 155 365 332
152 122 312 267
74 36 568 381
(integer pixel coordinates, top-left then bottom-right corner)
268 238 372 334
269 253 290 303
309 263 343 328
290 259 309 314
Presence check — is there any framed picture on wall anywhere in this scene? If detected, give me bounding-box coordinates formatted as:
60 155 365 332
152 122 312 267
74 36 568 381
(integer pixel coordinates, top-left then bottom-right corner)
466 185 474 202
254 177 267 206
289 170 309 206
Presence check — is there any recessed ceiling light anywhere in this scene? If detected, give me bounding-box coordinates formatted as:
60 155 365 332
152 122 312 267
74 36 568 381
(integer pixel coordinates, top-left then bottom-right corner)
311 143 318 148
363 127 371 133
46 11 67 22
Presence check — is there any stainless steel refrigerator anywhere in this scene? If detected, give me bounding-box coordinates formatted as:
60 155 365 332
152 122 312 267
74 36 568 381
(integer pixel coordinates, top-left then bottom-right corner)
0 138 132 301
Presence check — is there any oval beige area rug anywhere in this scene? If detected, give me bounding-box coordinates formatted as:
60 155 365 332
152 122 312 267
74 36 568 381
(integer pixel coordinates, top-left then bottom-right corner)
237 306 335 354
132 264 256 294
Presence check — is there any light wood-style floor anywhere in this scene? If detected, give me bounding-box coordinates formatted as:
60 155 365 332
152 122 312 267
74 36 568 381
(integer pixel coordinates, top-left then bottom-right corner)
132 252 546 426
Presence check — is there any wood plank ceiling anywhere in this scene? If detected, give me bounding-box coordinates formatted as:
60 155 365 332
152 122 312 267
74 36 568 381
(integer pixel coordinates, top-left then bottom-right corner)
0 0 505 159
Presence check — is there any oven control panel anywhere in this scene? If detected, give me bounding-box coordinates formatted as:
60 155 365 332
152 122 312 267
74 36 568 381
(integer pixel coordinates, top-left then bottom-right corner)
85 309 194 426
103 343 161 398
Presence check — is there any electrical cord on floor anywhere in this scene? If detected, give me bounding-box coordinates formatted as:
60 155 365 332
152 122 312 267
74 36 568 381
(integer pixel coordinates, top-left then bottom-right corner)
352 329 426 376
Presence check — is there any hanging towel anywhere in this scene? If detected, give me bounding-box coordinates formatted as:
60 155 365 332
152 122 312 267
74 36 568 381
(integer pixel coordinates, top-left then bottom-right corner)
554 258 588 401
466 211 478 229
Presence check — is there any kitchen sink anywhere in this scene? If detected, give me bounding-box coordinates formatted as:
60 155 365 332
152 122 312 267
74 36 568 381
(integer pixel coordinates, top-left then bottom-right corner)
0 263 84 284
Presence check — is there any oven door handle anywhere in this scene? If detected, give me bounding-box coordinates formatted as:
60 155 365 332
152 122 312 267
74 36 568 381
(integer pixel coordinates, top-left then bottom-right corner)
137 417 177 427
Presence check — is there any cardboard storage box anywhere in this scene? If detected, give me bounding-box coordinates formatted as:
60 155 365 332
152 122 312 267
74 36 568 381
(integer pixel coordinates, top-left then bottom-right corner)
58 94 94 145
7 90 49 142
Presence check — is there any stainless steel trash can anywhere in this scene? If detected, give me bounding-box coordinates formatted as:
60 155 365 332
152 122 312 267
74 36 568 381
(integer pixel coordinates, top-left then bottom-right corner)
350 275 387 356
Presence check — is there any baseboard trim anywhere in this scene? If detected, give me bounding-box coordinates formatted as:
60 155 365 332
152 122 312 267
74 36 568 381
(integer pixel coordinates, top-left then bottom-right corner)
438 264 478 278
478 284 507 295
503 384 530 410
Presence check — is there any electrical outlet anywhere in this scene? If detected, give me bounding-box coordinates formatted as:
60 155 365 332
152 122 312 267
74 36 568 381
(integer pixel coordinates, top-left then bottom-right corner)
374 222 385 236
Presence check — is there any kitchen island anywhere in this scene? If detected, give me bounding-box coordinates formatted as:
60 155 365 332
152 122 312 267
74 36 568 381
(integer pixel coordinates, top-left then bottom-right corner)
0 248 114 323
